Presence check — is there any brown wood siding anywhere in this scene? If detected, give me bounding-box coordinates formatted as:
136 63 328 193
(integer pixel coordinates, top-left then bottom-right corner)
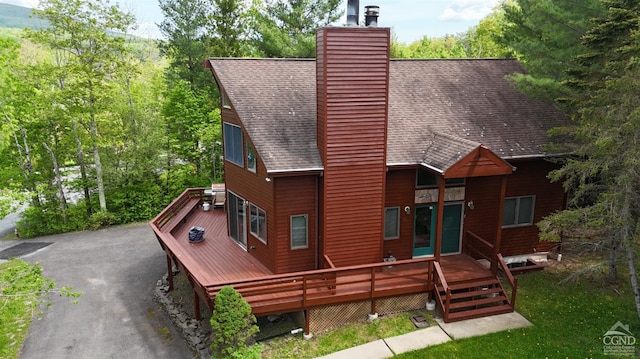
274 176 318 273
383 169 415 260
317 27 390 267
316 29 326 164
221 110 277 272
464 160 565 257
464 176 503 244
501 160 565 256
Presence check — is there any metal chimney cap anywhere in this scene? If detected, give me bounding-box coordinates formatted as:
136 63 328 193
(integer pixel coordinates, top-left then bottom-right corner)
365 5 380 15
364 5 379 27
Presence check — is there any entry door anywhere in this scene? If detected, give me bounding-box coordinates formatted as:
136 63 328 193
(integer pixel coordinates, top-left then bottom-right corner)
413 203 463 257
441 203 463 255
413 205 436 257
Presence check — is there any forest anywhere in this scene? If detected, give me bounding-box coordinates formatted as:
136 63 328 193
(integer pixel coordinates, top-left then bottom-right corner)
0 0 639 317
0 0 511 236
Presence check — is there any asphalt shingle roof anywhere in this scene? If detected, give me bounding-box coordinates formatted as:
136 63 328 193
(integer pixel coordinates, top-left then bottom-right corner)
207 58 567 173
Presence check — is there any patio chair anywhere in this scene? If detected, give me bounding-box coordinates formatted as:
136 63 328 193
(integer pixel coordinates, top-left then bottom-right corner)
213 191 226 209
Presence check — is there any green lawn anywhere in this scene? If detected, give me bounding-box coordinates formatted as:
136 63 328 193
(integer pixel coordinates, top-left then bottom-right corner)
262 258 639 359
398 261 639 358
0 259 52 359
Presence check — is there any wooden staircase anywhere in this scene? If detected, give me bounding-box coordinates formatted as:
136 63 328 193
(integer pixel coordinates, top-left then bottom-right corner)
433 254 518 323
435 275 513 322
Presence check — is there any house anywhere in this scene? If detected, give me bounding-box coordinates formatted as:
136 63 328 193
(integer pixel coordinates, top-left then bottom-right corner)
151 4 567 334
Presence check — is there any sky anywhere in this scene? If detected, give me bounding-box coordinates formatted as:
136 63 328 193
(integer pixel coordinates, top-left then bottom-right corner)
2 0 501 44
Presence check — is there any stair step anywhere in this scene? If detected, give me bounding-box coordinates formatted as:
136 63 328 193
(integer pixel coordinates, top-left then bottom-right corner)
446 304 513 322
437 278 500 292
448 295 508 310
448 286 504 300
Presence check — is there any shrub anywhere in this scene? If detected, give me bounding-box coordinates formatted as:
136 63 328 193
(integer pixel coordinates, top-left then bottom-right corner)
86 210 118 230
209 286 260 359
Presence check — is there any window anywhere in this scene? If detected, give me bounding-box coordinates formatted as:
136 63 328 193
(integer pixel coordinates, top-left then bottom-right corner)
249 204 266 243
417 168 466 188
384 207 400 239
290 215 308 249
223 122 243 167
222 91 230 108
247 143 256 173
502 196 535 227
417 169 437 188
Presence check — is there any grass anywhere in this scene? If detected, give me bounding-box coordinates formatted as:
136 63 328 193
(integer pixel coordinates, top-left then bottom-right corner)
0 259 51 359
259 256 639 359
261 309 435 359
397 258 639 358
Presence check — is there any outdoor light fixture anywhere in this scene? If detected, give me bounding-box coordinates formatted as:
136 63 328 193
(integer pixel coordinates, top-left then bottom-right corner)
404 206 411 215
467 201 475 210
265 177 271 182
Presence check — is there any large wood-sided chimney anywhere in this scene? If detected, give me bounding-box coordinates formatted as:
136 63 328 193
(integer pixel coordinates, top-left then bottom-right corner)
316 11 390 267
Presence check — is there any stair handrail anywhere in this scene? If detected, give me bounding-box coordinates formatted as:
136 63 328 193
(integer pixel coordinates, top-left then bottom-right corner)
497 253 518 308
433 261 451 321
323 255 336 269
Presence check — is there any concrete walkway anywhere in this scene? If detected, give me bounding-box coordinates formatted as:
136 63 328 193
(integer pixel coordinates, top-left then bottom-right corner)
315 312 532 359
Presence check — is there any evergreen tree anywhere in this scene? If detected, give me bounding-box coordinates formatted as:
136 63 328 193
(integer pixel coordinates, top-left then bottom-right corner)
498 0 603 104
209 286 260 358
207 0 249 57
541 0 640 320
158 0 211 91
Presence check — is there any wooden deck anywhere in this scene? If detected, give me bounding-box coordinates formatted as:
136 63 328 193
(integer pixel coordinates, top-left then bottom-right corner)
151 188 516 324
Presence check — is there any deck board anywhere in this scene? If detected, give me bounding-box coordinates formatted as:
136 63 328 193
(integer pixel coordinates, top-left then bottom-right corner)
439 254 493 282
152 188 505 317
166 207 273 284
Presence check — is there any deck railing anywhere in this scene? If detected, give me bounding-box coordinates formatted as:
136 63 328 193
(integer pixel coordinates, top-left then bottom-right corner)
463 230 494 262
152 188 204 232
497 253 518 308
205 257 435 316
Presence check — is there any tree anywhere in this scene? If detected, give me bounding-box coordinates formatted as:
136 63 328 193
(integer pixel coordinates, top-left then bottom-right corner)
25 0 137 213
497 0 604 104
209 286 260 359
158 0 211 91
207 0 249 57
540 0 640 320
463 7 512 58
251 0 342 58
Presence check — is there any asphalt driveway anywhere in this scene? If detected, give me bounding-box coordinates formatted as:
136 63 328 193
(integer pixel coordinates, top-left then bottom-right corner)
2 223 194 359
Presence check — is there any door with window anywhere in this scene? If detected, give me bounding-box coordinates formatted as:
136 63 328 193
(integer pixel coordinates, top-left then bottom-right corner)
227 191 247 248
413 203 463 257
413 205 436 256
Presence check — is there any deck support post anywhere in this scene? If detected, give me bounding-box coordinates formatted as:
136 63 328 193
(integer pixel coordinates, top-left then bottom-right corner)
370 299 377 317
193 290 201 321
493 175 508 275
166 255 174 291
304 310 313 339
434 176 446 262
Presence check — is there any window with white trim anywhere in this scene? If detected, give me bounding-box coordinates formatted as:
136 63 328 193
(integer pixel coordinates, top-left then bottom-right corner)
290 215 308 249
223 122 243 167
247 143 256 173
502 195 535 227
384 207 400 239
249 204 266 243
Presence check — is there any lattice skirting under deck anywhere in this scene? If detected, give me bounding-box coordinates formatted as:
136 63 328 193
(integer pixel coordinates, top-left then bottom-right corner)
308 292 430 333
